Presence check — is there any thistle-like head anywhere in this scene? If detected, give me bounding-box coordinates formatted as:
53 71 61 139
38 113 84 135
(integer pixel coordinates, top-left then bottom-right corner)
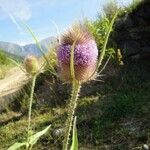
57 24 98 83
24 55 40 76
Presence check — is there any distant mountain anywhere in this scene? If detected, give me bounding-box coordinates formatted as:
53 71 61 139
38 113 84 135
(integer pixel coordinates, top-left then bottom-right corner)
0 37 57 58
0 41 24 57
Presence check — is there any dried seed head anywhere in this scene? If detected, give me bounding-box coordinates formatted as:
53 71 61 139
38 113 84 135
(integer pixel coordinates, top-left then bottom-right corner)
61 24 92 45
24 55 39 75
57 24 98 82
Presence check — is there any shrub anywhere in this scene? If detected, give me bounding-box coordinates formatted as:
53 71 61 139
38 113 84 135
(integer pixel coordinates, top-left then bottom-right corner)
0 49 10 65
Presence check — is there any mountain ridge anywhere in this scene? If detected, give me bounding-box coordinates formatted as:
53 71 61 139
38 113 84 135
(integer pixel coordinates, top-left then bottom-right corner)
0 36 57 58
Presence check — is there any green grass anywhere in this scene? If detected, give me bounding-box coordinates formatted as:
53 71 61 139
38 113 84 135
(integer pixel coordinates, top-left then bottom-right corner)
0 59 149 149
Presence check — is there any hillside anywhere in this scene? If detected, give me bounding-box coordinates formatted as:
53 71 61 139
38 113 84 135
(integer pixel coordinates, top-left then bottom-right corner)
0 59 149 150
0 50 17 79
0 67 29 112
0 49 23 61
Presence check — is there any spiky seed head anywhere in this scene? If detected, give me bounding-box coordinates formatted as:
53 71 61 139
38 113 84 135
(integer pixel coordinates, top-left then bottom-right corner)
24 55 39 76
57 24 98 83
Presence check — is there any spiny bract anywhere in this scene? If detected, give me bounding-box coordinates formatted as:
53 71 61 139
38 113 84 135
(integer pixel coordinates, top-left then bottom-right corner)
57 24 98 82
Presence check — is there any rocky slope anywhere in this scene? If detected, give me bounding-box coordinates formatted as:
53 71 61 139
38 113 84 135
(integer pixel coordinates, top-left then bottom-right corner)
114 0 150 60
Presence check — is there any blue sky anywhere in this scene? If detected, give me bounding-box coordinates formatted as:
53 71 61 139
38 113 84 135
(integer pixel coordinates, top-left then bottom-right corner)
0 0 132 45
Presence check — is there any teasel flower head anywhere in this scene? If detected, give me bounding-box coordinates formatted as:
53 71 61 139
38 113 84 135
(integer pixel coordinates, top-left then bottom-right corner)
24 55 40 76
57 24 98 83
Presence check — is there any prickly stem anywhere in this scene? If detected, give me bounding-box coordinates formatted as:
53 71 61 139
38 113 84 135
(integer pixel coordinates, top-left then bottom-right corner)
27 74 37 148
63 80 81 150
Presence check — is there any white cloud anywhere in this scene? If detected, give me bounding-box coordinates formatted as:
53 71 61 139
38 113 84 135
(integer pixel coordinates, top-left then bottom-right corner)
0 0 31 21
0 0 31 33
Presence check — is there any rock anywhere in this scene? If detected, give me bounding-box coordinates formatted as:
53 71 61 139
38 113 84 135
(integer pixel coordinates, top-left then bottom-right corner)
142 47 150 53
124 15 135 28
115 15 134 30
122 41 141 57
51 128 64 138
143 144 149 150
114 0 150 60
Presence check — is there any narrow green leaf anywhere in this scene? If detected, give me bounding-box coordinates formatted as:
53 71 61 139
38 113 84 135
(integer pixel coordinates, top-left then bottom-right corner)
23 23 47 59
28 125 51 146
22 23 56 76
50 20 61 43
70 116 78 150
7 57 25 73
8 142 26 150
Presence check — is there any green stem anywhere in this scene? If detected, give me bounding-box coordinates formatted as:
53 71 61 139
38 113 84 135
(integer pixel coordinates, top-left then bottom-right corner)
87 10 119 81
97 10 118 69
63 80 81 150
27 75 37 144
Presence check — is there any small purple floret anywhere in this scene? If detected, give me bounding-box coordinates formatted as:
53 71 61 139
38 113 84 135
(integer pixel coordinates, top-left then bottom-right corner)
58 40 98 67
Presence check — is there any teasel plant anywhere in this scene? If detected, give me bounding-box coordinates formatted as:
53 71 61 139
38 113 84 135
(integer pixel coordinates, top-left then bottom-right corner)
7 26 54 150
7 21 60 149
56 11 119 150
7 24 57 150
8 55 51 150
8 10 118 149
24 55 41 145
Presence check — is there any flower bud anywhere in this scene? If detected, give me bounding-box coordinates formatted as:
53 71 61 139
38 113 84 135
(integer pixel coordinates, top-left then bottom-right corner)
24 55 39 75
57 24 98 82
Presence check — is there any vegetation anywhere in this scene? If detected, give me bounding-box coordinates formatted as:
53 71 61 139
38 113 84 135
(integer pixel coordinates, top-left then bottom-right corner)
0 1 150 150
0 59 149 149
0 50 14 79
0 49 23 79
